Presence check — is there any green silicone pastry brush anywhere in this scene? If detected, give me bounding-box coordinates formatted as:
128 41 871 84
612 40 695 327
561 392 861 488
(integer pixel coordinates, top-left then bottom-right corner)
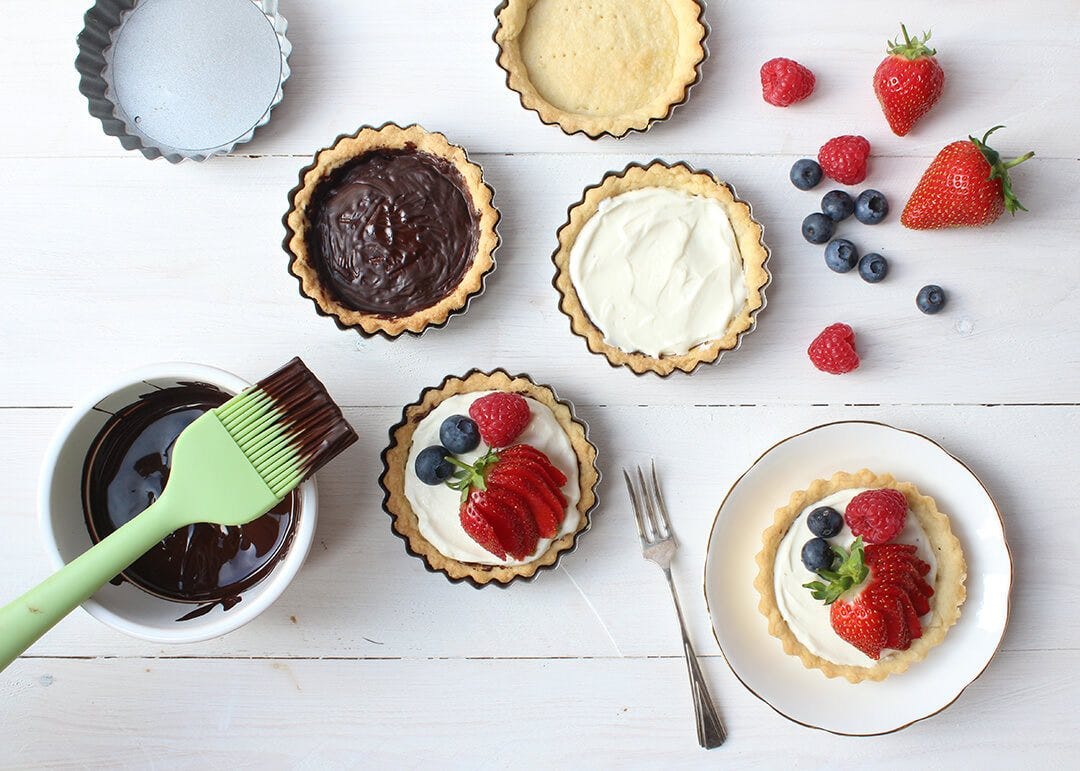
0 358 356 672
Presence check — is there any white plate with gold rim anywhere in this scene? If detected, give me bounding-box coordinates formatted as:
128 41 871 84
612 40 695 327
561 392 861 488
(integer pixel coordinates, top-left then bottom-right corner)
703 420 1012 735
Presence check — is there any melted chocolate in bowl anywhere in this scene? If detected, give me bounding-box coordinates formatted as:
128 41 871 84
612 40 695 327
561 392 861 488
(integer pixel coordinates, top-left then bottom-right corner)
81 384 298 610
308 147 479 316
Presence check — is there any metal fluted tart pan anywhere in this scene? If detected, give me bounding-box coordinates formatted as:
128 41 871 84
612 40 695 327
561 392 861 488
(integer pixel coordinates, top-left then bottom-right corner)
379 369 600 588
76 0 291 162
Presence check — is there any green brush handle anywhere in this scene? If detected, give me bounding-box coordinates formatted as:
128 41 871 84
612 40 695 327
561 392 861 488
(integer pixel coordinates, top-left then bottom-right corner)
0 494 185 672
0 407 290 672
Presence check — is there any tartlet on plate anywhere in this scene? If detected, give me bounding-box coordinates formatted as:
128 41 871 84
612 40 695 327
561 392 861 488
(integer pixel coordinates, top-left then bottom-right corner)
284 123 499 338
380 370 599 586
552 160 770 375
494 0 708 138
754 469 967 683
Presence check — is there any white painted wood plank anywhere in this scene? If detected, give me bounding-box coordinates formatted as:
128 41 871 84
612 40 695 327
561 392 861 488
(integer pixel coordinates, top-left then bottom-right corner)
2 404 1074 660
2 651 1076 767
2 1 1077 159
0 0 1075 760
0 154 1076 408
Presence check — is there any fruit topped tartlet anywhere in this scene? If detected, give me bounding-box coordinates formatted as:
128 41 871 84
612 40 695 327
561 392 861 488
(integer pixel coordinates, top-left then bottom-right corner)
381 371 599 585
755 470 966 682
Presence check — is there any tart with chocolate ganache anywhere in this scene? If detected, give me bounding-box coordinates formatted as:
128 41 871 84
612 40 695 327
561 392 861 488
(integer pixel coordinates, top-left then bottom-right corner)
380 370 599 586
284 124 499 337
755 470 967 683
495 0 707 138
553 161 770 375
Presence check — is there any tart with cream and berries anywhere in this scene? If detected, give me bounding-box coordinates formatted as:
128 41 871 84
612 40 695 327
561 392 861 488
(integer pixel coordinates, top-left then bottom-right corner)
553 161 770 375
754 469 966 682
380 370 599 585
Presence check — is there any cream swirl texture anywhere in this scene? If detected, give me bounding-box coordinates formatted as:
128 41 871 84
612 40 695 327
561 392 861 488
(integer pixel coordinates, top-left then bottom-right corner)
568 187 747 357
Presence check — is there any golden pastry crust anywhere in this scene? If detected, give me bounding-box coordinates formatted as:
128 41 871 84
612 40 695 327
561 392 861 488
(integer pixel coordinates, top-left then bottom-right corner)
754 470 967 683
380 370 600 586
494 0 707 138
284 123 499 338
552 161 770 375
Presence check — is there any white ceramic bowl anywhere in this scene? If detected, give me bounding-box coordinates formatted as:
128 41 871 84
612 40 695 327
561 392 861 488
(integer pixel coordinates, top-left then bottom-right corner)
38 363 318 644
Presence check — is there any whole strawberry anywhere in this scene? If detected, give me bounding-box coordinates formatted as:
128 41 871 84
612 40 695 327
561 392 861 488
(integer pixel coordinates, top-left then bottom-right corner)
808 323 859 375
760 57 815 107
818 135 871 185
873 25 944 136
901 126 1034 229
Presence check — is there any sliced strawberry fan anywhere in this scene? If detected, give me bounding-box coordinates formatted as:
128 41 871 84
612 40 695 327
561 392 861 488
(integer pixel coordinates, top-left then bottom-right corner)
449 444 569 560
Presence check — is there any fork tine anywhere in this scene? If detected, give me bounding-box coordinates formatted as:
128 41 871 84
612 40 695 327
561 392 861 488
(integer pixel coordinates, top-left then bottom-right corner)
636 465 665 542
623 469 652 546
649 460 673 540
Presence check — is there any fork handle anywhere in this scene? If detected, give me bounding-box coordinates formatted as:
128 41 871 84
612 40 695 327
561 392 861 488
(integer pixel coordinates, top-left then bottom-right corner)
664 567 726 749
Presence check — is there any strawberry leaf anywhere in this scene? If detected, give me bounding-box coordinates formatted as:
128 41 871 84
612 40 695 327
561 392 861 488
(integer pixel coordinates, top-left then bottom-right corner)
969 125 1035 215
445 449 500 502
802 536 870 605
886 24 936 60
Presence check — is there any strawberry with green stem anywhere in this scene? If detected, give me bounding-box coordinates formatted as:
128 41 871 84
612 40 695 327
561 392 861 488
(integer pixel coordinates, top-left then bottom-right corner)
902 126 1035 229
447 445 568 560
873 24 945 136
803 537 934 659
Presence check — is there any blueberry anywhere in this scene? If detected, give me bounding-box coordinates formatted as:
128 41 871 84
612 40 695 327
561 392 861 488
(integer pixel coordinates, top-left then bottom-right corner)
821 190 855 222
824 238 859 273
802 212 835 244
917 284 947 314
801 538 836 573
854 189 889 225
858 253 889 283
790 159 823 191
439 414 480 454
807 506 844 538
415 445 454 485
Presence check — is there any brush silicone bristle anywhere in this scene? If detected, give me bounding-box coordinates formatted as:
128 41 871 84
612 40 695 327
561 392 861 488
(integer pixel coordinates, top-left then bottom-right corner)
213 358 357 496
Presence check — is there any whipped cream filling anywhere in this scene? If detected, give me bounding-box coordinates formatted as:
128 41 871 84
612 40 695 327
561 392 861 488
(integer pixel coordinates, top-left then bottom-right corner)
403 391 581 566
568 187 747 358
774 488 938 667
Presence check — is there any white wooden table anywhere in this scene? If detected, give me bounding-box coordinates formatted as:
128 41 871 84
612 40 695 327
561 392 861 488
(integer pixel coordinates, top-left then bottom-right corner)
2 1 1078 766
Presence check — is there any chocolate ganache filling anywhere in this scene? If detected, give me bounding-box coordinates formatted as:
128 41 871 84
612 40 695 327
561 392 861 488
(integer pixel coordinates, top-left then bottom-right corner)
82 384 297 605
308 148 479 316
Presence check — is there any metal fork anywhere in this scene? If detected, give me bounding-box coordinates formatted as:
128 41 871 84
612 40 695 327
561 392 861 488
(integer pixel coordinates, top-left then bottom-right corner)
624 462 726 749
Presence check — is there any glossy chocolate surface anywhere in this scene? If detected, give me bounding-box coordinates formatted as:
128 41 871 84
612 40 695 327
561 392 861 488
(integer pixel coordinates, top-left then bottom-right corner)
308 148 478 316
82 384 297 605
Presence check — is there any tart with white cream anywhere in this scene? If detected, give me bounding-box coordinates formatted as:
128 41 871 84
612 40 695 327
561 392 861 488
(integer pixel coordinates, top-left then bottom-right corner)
553 161 770 375
380 370 599 585
754 470 966 682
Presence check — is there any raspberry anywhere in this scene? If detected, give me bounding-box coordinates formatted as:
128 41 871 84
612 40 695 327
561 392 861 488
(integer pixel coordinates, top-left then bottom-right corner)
468 392 531 448
808 323 860 374
818 135 871 185
845 488 908 544
760 57 816 107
